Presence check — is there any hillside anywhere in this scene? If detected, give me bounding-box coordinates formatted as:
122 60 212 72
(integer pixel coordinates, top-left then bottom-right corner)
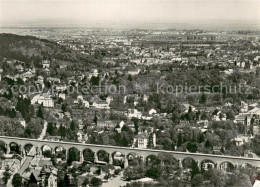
0 33 98 69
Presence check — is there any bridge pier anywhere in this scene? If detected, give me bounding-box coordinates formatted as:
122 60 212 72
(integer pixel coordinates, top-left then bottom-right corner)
179 159 183 168
94 152 98 163
124 156 128 169
65 149 68 160
37 147 42 156
80 151 84 163
109 153 113 164
5 144 10 154
51 148 55 155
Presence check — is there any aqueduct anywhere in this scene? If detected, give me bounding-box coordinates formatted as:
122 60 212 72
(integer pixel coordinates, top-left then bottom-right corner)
0 136 259 170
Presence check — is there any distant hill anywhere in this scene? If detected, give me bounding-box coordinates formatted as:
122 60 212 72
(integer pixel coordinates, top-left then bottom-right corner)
0 33 98 68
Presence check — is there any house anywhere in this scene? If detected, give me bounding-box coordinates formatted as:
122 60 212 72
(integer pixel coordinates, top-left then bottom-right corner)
37 93 54 108
182 104 196 113
46 77 60 83
133 132 156 148
37 76 44 86
58 93 66 100
148 109 157 116
253 125 260 135
18 118 26 128
25 167 57 187
115 121 125 133
1 159 21 173
179 120 190 126
55 85 67 92
127 109 142 119
127 68 141 76
15 64 24 72
97 120 118 129
234 114 247 124
42 60 50 69
133 133 148 148
92 100 109 109
247 107 260 116
232 136 251 146
77 130 88 143
241 101 249 112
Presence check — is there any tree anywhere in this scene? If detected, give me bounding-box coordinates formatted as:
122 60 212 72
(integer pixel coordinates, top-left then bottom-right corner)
123 165 146 180
61 103 67 112
226 110 235 120
2 171 11 184
67 148 79 165
177 133 182 147
70 121 76 131
198 133 204 143
205 140 212 149
37 105 44 119
252 135 260 156
199 92 207 104
191 161 200 179
58 125 67 139
12 173 23 187
46 123 55 136
147 134 154 148
128 75 133 81
93 114 98 124
90 177 102 187
82 178 89 187
191 174 204 187
187 142 198 153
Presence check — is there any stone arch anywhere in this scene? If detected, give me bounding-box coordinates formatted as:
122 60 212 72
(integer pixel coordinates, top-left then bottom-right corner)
241 163 254 169
126 152 139 166
41 145 53 158
54 146 66 160
24 143 37 156
67 147 80 165
96 150 110 163
112 151 125 167
146 155 159 166
83 148 95 163
157 153 178 166
0 140 7 154
219 161 235 171
9 142 21 154
182 157 197 169
200 159 216 171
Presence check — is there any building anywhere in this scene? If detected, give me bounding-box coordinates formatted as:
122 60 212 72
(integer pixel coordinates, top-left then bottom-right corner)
133 133 148 148
37 93 54 108
133 132 156 148
97 120 118 129
127 109 142 119
1 159 21 173
42 60 50 69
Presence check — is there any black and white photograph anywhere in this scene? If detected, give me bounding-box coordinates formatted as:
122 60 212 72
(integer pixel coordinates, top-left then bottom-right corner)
0 0 260 186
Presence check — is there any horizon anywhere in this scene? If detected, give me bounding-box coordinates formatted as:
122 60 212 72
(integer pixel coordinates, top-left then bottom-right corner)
1 0 260 30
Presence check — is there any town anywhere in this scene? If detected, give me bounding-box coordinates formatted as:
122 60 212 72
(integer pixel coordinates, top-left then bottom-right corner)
0 28 260 187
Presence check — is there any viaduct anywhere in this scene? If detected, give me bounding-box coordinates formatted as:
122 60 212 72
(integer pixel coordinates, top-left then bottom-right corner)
0 136 259 170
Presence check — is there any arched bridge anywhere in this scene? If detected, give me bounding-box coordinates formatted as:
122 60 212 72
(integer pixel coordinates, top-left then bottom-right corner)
0 136 259 170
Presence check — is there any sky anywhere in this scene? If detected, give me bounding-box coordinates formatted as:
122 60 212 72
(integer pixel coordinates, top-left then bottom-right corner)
1 0 260 24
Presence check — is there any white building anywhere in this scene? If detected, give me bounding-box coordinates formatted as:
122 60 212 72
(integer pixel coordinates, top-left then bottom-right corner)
127 109 142 119
37 93 54 108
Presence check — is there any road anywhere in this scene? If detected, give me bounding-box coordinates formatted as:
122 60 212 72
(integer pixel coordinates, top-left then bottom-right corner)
38 120 47 140
102 173 128 187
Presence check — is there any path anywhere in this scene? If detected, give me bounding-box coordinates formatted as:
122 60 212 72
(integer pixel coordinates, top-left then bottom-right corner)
102 173 128 187
38 120 47 140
